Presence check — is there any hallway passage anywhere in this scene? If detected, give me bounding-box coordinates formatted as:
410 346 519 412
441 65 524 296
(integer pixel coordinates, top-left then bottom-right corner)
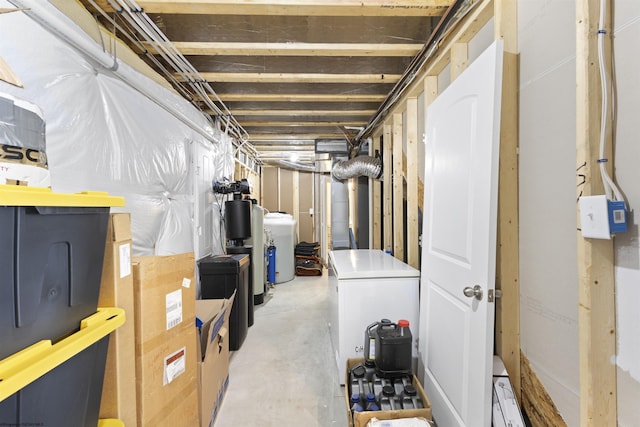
215 272 347 426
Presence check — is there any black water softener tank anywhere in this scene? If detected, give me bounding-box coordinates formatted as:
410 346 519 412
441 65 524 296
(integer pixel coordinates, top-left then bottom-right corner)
225 198 255 328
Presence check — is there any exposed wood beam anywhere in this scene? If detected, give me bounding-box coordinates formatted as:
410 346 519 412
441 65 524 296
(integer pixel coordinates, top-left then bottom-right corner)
215 93 386 102
576 0 617 425
392 112 404 261
258 153 315 160
0 56 22 87
230 109 377 116
383 124 393 252
495 0 521 406
249 133 344 140
406 98 419 269
254 143 315 152
189 72 401 84
372 133 382 250
152 42 423 57
241 120 366 127
125 1 452 16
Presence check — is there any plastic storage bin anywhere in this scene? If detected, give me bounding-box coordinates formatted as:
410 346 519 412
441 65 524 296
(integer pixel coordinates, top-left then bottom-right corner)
0 186 124 359
0 308 125 427
198 254 250 351
264 212 296 284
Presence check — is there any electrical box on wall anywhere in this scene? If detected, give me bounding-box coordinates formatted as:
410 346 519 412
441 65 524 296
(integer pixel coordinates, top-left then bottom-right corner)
579 195 627 239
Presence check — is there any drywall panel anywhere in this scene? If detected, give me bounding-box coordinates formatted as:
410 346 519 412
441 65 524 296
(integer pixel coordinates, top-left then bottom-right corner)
519 0 576 87
262 167 279 212
518 1 579 426
468 19 494 64
612 2 640 425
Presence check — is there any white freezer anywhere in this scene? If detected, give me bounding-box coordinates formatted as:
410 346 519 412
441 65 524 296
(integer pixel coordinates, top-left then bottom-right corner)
328 249 420 384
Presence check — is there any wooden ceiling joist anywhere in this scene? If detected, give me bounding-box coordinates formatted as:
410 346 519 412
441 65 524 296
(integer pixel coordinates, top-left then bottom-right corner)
249 133 345 140
152 42 423 57
187 72 401 84
215 94 386 102
230 109 376 116
253 145 315 152
241 120 366 127
125 1 451 17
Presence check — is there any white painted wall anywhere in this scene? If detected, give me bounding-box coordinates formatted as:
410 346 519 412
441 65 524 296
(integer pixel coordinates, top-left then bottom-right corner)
612 2 640 425
518 1 579 426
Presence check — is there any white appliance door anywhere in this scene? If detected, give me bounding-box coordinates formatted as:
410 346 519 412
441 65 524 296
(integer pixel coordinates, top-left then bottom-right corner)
420 40 503 426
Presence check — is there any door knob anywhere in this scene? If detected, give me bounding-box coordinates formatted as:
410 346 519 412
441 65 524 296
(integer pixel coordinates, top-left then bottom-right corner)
463 285 483 300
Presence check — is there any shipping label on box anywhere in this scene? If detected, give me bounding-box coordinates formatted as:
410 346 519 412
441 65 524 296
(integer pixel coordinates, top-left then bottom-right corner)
164 346 187 385
166 289 183 330
119 243 131 278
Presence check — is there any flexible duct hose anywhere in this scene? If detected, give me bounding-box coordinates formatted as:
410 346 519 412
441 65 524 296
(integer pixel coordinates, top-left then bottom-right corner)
332 156 382 181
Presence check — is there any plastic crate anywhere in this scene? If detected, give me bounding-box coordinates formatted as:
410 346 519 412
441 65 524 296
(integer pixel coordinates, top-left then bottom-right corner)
0 186 124 359
0 308 124 426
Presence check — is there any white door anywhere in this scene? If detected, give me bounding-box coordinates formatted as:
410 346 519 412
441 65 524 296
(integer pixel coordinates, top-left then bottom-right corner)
419 40 503 426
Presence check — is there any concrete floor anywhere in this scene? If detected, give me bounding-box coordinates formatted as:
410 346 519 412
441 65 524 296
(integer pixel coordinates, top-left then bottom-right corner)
215 271 348 427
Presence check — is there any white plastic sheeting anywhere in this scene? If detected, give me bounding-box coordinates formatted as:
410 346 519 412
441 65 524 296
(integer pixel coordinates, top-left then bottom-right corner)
0 1 234 257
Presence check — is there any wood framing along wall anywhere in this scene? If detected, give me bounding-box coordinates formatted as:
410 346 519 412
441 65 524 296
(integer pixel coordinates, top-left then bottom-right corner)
371 132 382 250
576 0 617 425
383 124 393 252
368 0 523 411
494 0 521 403
392 112 405 260
405 98 419 269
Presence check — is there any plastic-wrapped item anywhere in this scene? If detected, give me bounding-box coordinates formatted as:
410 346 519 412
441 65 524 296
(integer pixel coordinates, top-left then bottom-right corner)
0 92 49 186
0 1 234 256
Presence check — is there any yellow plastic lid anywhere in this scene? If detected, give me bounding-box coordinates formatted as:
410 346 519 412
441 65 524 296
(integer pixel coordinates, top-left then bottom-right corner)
98 420 125 427
0 185 125 207
0 308 125 402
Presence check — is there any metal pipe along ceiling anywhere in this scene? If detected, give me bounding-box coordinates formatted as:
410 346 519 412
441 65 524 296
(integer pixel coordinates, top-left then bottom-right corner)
9 0 250 146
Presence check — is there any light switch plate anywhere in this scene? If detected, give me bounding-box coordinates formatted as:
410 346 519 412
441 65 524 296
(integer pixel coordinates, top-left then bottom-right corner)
579 195 611 239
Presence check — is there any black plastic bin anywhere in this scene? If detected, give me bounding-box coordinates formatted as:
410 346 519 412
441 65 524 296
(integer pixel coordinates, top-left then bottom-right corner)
0 334 110 426
198 254 250 351
0 204 110 359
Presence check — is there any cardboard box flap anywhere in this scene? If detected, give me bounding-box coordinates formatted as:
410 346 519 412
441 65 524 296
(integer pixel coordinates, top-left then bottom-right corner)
195 291 235 361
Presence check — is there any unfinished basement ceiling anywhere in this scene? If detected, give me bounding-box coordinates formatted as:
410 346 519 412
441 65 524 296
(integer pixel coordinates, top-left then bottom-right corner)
78 1 454 166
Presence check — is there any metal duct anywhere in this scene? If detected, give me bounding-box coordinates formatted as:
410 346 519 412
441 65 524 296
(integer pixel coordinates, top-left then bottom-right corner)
332 156 382 181
265 159 317 172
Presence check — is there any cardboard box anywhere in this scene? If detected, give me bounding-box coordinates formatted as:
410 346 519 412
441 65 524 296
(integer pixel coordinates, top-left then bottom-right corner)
98 213 137 426
492 356 525 427
196 291 235 427
345 358 432 427
133 253 199 427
